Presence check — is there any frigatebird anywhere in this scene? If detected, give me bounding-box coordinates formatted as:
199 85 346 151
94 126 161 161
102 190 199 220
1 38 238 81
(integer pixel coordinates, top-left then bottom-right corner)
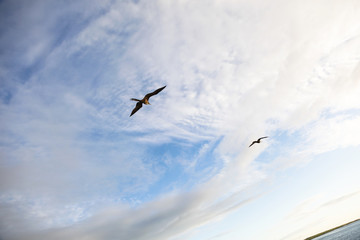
249 136 268 147
130 86 166 117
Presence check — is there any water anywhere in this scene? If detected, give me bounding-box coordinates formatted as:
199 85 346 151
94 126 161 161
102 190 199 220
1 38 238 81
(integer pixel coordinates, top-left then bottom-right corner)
314 220 360 240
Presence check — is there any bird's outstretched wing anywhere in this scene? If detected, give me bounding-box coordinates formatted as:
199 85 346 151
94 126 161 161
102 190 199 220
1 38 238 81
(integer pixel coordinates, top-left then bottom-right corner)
144 86 166 100
249 141 256 147
258 136 268 141
130 101 143 117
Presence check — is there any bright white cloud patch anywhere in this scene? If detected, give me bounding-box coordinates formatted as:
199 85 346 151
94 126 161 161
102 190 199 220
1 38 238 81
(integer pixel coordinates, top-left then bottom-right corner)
1 0 360 239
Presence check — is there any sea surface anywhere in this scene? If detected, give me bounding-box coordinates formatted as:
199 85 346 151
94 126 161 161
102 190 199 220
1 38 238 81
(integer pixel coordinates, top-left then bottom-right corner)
313 220 360 240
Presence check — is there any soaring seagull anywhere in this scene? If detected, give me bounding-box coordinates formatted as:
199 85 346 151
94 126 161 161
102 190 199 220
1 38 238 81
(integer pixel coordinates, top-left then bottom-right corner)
130 85 166 117
249 136 268 147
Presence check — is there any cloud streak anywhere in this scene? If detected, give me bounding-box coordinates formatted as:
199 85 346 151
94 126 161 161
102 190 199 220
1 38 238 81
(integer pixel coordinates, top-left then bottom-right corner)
1 0 360 239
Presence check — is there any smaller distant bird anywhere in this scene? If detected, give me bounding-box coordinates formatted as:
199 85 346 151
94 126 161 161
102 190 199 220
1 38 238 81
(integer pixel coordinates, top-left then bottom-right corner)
249 136 268 147
130 85 166 117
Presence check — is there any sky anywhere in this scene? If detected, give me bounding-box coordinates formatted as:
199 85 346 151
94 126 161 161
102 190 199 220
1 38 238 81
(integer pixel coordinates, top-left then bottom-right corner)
1 0 360 239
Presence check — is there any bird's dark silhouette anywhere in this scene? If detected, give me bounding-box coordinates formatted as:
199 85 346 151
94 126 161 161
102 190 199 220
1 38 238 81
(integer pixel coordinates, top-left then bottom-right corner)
249 136 268 147
130 86 166 117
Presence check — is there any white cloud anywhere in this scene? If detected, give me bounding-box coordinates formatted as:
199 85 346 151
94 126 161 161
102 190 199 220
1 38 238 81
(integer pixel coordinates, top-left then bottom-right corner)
265 191 360 240
305 114 360 154
1 0 360 239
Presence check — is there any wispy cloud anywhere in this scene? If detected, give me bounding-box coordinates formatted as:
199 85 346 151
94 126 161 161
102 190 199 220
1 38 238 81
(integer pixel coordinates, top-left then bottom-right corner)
6 185 261 240
268 190 360 240
1 0 360 239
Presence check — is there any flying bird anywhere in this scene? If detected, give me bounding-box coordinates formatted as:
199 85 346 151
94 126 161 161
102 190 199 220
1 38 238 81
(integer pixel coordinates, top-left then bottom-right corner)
130 85 166 117
249 136 268 147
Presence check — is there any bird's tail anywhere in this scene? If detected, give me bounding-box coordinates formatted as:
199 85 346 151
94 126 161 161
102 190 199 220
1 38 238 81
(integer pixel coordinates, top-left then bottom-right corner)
130 98 141 102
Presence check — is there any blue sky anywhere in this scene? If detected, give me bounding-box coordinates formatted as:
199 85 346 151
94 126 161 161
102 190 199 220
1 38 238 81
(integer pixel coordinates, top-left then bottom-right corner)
1 0 360 239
